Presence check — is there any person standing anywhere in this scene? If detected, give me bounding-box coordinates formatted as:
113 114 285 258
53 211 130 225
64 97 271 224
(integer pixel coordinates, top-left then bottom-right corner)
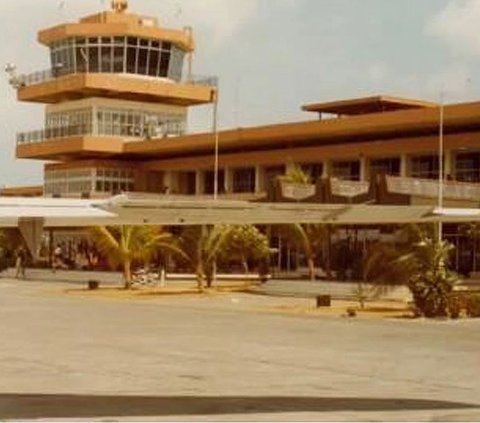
15 246 27 279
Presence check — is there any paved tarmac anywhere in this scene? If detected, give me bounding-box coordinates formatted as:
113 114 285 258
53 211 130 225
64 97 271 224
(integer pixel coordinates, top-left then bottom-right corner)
1 278 480 421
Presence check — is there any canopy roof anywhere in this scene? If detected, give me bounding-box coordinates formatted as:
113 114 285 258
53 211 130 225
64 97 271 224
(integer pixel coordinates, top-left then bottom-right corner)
1 194 480 228
302 95 439 116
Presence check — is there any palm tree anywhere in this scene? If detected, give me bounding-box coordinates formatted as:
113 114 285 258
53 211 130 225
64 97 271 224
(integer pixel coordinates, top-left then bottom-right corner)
178 225 232 291
90 225 184 290
279 223 329 281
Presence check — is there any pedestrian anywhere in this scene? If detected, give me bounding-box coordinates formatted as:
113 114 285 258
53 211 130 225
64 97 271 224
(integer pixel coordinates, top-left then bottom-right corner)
15 246 27 279
52 244 64 272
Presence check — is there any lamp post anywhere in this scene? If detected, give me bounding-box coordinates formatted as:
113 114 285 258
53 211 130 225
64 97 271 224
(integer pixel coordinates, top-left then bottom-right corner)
438 92 445 243
213 91 219 200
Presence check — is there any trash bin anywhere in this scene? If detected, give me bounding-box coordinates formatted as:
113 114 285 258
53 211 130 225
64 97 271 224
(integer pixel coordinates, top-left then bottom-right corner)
88 280 100 290
316 295 331 308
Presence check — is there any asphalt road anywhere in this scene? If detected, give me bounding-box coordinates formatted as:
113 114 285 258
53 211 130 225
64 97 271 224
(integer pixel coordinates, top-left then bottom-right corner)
1 278 480 421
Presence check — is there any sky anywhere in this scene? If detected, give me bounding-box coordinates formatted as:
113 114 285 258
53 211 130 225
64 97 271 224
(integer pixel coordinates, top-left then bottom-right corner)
1 0 480 186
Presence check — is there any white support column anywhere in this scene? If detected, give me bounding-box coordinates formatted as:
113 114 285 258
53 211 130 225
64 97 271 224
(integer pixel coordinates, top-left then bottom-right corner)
444 149 453 179
400 154 408 177
196 170 204 195
92 104 98 135
359 156 367 181
224 167 232 193
164 171 173 194
255 165 265 193
322 160 331 178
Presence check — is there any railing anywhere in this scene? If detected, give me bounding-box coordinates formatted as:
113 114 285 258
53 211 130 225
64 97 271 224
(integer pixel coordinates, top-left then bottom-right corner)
330 178 370 198
184 74 219 88
17 124 94 145
16 67 219 88
16 69 56 87
17 123 187 146
386 176 480 201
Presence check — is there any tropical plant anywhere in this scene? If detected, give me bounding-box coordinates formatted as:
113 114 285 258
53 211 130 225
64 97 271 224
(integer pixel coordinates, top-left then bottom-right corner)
354 224 459 317
219 225 270 277
396 237 459 318
349 241 405 309
466 294 480 318
90 225 184 289
279 163 312 185
178 225 232 290
279 223 330 281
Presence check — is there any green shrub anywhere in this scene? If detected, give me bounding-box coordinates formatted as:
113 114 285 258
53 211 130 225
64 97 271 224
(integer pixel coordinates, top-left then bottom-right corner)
448 295 463 319
466 295 480 318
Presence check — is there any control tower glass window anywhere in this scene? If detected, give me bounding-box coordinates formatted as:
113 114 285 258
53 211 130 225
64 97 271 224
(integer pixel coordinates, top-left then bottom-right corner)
49 36 185 81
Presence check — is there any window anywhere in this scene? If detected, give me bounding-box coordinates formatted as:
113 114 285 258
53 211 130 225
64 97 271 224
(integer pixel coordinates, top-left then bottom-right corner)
178 171 196 195
204 170 225 195
369 158 400 178
410 155 440 180
300 163 323 182
456 152 480 182
233 167 256 193
332 160 360 181
50 36 185 80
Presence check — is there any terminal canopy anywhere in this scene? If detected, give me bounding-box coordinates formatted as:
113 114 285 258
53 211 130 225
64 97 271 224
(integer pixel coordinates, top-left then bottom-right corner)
0 194 480 228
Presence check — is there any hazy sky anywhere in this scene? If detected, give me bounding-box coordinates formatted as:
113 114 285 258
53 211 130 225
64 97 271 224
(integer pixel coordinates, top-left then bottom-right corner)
1 0 480 186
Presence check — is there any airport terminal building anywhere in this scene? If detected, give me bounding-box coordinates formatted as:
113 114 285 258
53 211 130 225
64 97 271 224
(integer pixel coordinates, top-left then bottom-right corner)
5 0 480 274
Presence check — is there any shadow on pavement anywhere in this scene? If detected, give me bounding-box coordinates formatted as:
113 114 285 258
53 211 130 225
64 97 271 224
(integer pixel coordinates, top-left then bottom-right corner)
0 394 478 419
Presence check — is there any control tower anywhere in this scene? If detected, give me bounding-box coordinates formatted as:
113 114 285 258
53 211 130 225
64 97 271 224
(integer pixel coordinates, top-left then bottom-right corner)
8 0 217 197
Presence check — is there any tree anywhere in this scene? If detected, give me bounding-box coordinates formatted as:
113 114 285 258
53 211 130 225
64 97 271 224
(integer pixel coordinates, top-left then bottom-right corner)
366 224 459 317
350 224 459 317
395 237 458 318
178 225 231 291
279 223 329 281
219 225 270 276
90 225 184 289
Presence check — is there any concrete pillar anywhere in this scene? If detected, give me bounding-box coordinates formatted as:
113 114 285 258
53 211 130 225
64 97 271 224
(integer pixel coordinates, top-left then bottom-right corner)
400 154 408 177
444 149 453 179
196 170 206 195
224 167 232 193
322 160 331 178
255 165 265 193
92 104 98 135
359 156 367 181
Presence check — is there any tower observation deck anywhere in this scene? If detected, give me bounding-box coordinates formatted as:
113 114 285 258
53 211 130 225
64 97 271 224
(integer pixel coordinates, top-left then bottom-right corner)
11 0 217 166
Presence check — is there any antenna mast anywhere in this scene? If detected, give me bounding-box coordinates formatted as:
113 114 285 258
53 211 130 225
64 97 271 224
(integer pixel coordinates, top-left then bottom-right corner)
111 0 128 13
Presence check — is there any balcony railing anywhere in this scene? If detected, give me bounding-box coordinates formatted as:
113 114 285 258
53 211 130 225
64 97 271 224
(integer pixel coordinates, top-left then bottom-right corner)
14 69 55 87
185 74 219 88
16 68 218 88
386 176 480 201
330 178 370 198
16 123 185 146
17 124 94 145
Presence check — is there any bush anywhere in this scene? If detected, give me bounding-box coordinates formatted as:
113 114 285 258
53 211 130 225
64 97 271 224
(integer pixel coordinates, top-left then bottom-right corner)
405 239 458 318
448 295 463 319
466 295 480 318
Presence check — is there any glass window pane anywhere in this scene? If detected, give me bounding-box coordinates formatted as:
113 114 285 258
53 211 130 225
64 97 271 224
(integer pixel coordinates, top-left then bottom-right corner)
88 45 99 72
159 51 170 77
101 45 112 72
148 50 159 76
137 48 148 75
126 46 136 73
